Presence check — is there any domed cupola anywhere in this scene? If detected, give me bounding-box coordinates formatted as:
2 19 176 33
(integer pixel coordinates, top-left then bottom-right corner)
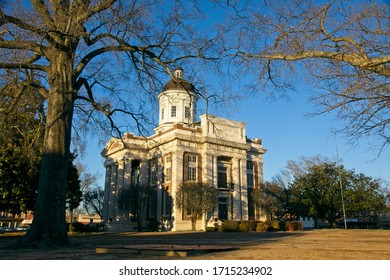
157 67 198 131
163 67 195 92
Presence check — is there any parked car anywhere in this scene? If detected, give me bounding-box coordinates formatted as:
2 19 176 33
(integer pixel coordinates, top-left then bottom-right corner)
0 226 7 234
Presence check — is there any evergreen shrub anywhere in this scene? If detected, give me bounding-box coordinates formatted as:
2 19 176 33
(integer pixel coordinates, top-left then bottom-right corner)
249 220 257 231
269 220 286 231
256 221 270 232
239 221 251 232
222 220 240 232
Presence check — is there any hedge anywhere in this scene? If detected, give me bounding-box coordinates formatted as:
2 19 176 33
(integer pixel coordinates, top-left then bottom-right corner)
222 220 241 232
240 220 258 232
268 221 287 231
218 220 303 232
255 221 270 232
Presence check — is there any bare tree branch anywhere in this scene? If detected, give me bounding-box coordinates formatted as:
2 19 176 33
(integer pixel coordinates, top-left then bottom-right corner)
233 0 390 151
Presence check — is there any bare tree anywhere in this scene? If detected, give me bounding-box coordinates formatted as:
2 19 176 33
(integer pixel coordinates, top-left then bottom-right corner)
253 181 286 221
76 162 101 193
0 0 227 249
175 181 218 231
83 187 104 219
233 0 390 151
274 155 331 189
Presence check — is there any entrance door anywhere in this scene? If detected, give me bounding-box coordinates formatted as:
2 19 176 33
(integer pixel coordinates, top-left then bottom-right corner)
218 197 228 220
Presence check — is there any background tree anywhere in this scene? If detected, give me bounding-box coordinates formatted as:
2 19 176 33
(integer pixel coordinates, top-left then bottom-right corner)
254 181 286 221
273 155 331 190
83 187 104 219
77 162 102 218
344 173 387 221
66 153 82 224
0 148 82 220
1 70 82 217
175 181 218 231
0 145 40 214
0 70 44 214
288 162 387 227
0 0 227 248
76 163 101 194
0 70 45 155
234 0 390 152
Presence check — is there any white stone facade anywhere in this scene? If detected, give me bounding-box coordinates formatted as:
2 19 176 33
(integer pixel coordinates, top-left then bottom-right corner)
101 68 266 231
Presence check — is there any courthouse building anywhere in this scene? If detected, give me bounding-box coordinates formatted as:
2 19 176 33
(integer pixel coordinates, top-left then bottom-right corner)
101 67 266 231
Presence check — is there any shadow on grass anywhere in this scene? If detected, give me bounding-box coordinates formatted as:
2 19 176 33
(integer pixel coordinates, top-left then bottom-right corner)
0 231 304 260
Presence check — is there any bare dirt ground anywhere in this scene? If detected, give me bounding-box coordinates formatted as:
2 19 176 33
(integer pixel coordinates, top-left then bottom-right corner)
0 229 389 260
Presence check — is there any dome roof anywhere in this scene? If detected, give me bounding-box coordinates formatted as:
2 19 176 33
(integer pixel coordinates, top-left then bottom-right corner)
162 67 195 92
163 79 195 92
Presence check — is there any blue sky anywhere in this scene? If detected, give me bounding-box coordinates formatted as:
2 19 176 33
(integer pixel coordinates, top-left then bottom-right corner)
239 89 390 183
78 0 389 188
81 80 390 188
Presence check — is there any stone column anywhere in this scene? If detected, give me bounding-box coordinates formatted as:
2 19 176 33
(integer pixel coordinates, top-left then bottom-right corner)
256 160 265 221
123 157 132 189
231 158 241 220
102 161 112 221
171 150 184 231
115 159 125 220
155 157 162 222
108 162 118 221
212 155 217 187
257 160 264 185
204 153 213 185
240 159 249 220
212 154 218 221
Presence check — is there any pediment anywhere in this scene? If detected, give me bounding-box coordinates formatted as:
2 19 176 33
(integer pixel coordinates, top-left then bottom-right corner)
101 138 123 156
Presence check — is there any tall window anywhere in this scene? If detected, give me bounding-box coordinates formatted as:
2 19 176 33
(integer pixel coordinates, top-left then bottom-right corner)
247 187 255 220
218 197 228 220
247 161 254 187
149 159 157 185
217 158 231 190
164 167 171 182
162 189 172 217
149 187 157 218
164 156 172 182
217 164 228 189
188 167 197 181
188 155 197 163
187 155 197 181
161 108 165 120
247 161 256 220
131 160 140 187
171 105 176 117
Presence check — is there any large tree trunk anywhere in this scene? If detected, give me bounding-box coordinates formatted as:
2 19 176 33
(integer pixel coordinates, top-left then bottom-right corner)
191 213 197 231
15 53 75 249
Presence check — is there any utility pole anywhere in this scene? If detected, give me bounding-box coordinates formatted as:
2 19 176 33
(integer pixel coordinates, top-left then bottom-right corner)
334 133 347 229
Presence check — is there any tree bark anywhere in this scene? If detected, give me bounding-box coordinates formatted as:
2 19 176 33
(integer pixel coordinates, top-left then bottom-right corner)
15 52 76 249
191 212 197 231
